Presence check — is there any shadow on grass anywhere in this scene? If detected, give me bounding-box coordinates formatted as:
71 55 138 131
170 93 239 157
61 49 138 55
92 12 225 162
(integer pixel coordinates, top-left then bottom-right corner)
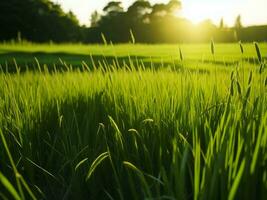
1 51 261 73
0 51 182 73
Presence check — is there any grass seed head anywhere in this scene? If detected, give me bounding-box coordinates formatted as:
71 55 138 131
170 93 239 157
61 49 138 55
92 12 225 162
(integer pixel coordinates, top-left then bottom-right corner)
179 47 183 61
239 41 244 54
211 39 215 55
254 42 262 63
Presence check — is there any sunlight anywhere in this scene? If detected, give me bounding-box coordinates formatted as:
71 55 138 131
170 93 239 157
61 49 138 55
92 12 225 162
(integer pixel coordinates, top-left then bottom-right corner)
180 3 223 25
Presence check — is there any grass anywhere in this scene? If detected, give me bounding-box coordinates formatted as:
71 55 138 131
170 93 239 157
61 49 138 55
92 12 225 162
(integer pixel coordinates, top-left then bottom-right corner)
0 43 266 72
0 42 266 199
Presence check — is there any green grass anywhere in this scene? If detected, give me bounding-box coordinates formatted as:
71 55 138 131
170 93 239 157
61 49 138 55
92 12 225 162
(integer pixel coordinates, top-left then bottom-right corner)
0 43 266 72
0 42 266 199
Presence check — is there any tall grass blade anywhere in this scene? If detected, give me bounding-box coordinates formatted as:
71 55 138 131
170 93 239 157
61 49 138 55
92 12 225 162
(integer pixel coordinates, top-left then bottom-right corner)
254 42 262 63
239 41 244 54
228 159 246 200
0 172 21 200
130 29 135 44
211 39 215 55
101 33 108 46
86 152 109 181
179 47 183 61
75 158 88 171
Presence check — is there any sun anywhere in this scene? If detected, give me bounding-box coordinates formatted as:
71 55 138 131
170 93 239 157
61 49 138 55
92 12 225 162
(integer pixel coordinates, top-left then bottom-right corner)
178 3 225 25
180 11 207 24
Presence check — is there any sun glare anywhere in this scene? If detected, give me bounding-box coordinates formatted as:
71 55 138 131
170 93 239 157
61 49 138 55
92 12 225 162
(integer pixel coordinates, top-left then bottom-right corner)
180 10 207 24
180 4 222 25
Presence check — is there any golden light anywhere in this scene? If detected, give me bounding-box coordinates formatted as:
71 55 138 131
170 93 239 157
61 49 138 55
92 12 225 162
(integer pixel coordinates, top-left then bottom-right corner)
179 4 222 25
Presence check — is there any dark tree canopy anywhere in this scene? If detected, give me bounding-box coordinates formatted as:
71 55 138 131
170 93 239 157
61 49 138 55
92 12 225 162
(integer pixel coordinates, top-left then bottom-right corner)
103 1 124 15
0 0 82 42
127 0 152 18
0 0 266 43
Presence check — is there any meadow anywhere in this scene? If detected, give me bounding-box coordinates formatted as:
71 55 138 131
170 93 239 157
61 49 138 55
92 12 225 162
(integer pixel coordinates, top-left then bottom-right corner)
0 42 266 200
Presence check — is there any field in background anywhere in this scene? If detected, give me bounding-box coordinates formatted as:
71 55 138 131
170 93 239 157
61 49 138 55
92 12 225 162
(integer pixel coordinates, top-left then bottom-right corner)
0 43 267 72
0 43 266 200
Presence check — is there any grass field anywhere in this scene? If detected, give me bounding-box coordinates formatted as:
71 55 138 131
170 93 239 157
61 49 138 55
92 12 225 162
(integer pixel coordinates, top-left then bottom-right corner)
1 43 266 72
0 42 267 200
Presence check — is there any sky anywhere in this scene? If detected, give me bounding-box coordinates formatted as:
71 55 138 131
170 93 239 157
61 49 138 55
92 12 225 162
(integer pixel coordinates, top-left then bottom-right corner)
51 0 267 27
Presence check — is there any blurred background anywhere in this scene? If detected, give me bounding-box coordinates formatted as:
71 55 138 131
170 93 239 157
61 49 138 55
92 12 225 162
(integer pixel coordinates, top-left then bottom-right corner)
0 0 267 43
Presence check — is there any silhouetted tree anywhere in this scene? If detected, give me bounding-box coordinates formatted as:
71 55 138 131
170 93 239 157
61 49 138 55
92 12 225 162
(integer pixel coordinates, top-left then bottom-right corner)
234 15 243 41
0 0 82 42
103 1 124 16
90 11 101 27
220 18 224 29
1 0 266 43
166 0 182 14
127 0 151 20
235 15 242 29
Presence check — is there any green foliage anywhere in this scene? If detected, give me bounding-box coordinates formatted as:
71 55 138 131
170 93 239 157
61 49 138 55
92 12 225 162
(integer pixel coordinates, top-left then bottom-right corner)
0 0 81 42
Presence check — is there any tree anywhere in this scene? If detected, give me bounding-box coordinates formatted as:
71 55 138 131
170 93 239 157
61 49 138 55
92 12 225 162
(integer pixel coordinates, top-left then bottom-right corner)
235 15 242 29
90 11 100 27
127 0 151 19
150 0 181 18
167 0 182 14
234 15 243 41
219 18 224 29
0 0 81 42
151 3 168 17
103 1 123 16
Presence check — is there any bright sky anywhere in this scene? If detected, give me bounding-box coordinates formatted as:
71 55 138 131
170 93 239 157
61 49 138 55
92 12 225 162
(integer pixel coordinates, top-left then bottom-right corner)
51 0 267 27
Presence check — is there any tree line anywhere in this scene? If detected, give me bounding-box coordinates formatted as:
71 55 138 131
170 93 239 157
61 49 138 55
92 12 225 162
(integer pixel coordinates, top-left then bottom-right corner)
0 0 82 42
0 0 266 43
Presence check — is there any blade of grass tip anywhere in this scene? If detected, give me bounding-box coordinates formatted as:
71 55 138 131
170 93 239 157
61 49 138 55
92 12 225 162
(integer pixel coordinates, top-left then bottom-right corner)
25 158 57 181
13 58 20 74
211 39 215 56
33 185 45 200
109 116 124 150
123 161 142 175
239 41 244 54
86 152 109 181
130 29 135 44
104 189 115 200
254 42 262 63
75 158 88 171
101 33 108 46
228 159 246 200
179 47 183 61
0 172 21 200
34 57 42 73
82 61 90 72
